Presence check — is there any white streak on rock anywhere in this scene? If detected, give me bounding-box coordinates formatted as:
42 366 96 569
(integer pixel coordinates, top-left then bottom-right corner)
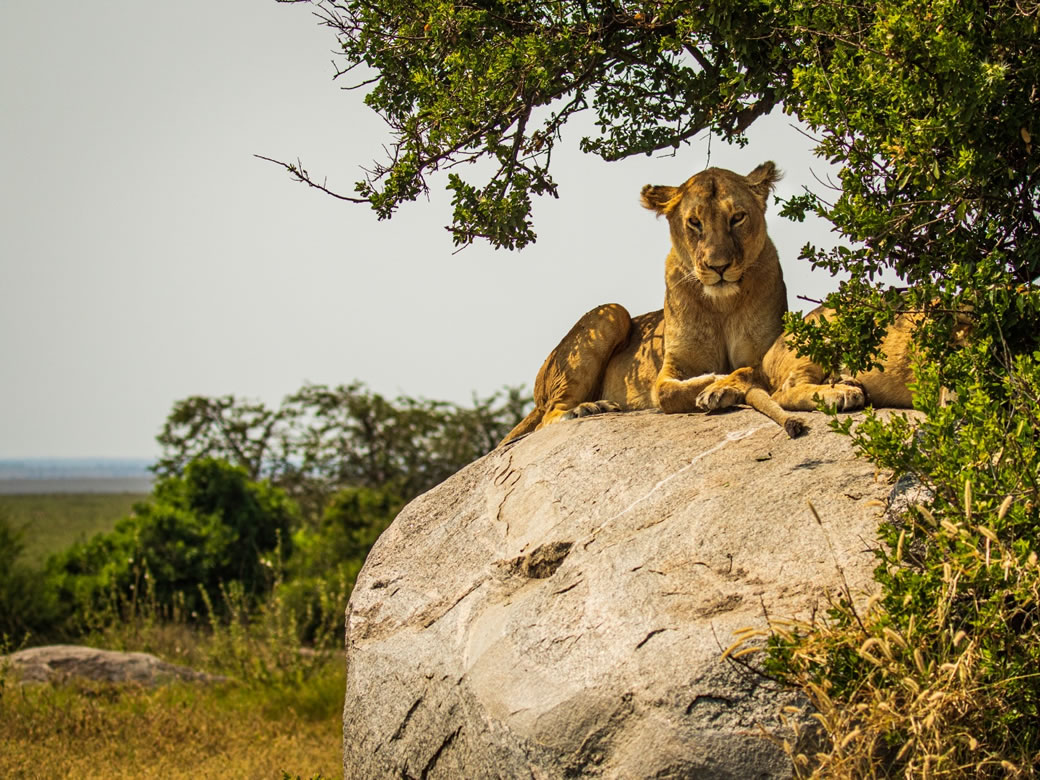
590 424 767 536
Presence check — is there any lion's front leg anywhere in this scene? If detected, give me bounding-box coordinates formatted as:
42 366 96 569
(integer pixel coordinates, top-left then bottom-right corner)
653 361 722 414
695 366 756 412
695 366 808 436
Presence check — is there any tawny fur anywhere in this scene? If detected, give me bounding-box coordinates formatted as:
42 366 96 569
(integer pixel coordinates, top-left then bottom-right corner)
695 306 934 436
500 162 788 445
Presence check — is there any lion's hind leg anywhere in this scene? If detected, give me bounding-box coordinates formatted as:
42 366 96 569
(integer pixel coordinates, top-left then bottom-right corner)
772 380 865 412
771 378 866 412
499 304 632 445
560 400 622 420
536 303 632 428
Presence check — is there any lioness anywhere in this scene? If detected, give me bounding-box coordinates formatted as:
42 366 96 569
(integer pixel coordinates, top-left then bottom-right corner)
500 162 788 445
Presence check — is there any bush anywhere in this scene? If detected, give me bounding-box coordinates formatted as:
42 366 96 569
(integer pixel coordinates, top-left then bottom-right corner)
279 485 404 642
766 346 1040 776
49 458 297 623
295 485 403 569
0 512 61 642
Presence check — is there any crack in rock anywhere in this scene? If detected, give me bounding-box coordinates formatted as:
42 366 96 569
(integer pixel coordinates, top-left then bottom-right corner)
390 696 424 742
635 627 668 649
420 726 461 779
500 540 574 579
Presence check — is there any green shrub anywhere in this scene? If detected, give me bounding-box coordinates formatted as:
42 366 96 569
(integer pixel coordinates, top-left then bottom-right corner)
767 347 1040 776
294 485 402 569
279 485 404 642
0 512 62 642
49 458 297 623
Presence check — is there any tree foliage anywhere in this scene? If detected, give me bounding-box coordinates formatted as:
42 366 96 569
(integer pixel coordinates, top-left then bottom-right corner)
276 0 1036 275
0 513 61 641
49 458 296 621
155 382 530 519
277 0 1040 772
272 0 794 247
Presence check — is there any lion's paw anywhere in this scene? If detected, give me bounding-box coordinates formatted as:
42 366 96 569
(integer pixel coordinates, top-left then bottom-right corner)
817 383 866 411
561 400 622 421
696 384 745 411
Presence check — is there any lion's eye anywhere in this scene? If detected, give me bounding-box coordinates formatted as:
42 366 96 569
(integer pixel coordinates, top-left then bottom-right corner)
687 216 702 232
730 212 747 227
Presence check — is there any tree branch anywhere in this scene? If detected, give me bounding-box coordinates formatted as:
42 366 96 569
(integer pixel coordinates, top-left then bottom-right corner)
254 154 370 203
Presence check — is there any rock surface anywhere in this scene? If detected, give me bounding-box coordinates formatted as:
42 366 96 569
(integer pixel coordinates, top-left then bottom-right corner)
343 408 904 779
3 645 224 686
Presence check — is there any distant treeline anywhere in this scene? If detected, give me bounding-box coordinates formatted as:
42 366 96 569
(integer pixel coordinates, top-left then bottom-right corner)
153 381 531 520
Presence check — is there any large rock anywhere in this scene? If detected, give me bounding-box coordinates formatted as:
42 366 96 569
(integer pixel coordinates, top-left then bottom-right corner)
343 408 902 779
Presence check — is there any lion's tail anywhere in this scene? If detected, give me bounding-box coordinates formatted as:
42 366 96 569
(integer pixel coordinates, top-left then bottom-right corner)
746 387 807 439
498 406 543 447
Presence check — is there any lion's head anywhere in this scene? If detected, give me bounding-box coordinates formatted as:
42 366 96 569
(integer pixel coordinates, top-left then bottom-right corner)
641 162 781 300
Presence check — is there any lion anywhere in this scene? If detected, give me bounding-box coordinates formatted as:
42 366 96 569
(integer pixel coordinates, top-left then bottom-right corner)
695 305 970 436
500 162 789 445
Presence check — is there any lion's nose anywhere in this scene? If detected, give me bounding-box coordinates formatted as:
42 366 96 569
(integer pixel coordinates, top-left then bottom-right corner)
712 262 732 276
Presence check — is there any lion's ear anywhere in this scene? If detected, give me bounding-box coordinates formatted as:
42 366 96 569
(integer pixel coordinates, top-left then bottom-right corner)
641 184 679 215
746 161 782 208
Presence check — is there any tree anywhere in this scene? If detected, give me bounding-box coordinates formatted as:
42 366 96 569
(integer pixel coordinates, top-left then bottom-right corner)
275 1 1040 773
155 382 530 519
269 0 795 248
271 1 1036 278
149 385 527 641
154 395 288 482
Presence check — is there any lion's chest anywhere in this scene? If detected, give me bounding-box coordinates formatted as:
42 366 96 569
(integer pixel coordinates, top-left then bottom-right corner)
723 316 767 371
664 303 774 376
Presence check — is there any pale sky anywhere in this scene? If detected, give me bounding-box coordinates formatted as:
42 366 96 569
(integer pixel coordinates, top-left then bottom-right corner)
1 1 849 458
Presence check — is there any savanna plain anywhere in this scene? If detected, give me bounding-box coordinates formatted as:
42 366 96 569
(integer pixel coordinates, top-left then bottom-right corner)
0 491 340 780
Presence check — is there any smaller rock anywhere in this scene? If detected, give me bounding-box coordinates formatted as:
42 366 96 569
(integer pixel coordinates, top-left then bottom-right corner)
2 645 227 686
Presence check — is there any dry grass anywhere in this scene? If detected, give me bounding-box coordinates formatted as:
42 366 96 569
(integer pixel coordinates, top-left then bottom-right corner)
768 611 999 779
0 480 346 777
0 589 345 779
0 668 342 779
0 523 348 780
755 514 1040 778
